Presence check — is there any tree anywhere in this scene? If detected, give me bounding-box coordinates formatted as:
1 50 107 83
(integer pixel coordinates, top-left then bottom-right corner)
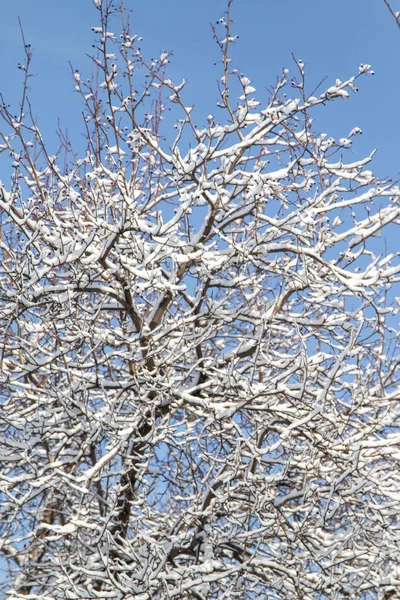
1 1 400 598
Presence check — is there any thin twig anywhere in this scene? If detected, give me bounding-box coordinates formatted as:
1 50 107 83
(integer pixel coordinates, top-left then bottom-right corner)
383 0 400 27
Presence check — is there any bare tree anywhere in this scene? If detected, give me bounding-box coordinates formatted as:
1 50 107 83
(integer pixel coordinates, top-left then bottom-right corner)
1 1 400 598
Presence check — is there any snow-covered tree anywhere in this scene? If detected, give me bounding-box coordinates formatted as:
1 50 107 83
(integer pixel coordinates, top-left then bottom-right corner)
1 1 400 598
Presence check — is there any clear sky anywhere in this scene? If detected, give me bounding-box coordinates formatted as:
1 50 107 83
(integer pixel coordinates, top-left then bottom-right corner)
0 0 399 180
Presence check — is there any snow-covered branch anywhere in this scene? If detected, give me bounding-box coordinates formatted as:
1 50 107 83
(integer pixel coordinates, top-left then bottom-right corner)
0 1 399 599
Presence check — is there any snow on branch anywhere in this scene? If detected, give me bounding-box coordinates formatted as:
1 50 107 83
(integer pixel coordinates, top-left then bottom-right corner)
0 1 400 599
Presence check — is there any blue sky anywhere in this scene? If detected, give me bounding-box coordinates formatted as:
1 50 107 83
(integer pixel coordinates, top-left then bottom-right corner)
0 0 399 179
